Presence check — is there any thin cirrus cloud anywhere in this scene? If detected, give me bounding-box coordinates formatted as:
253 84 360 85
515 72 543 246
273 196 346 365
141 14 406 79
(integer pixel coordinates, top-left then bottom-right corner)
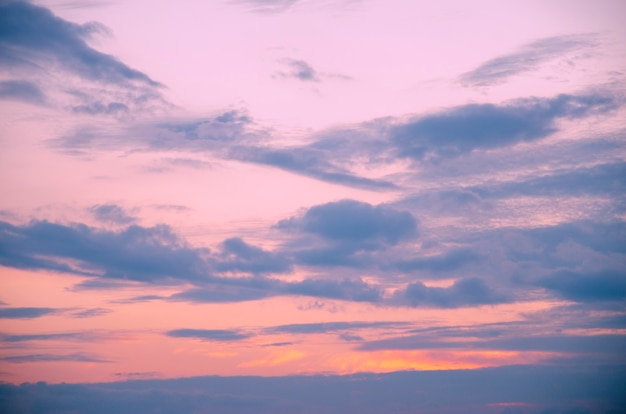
459 34 596 87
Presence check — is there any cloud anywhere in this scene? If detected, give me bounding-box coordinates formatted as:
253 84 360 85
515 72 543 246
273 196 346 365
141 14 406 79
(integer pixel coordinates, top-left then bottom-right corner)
0 365 623 413
278 200 417 244
399 278 511 308
0 353 110 363
0 307 58 319
1 332 97 342
215 238 292 275
235 0 300 13
0 80 46 104
69 307 112 318
285 277 383 302
0 1 160 87
231 146 397 191
268 321 406 334
276 59 320 82
391 94 617 161
170 286 274 303
539 270 626 302
0 220 210 283
459 35 595 87
166 329 251 341
89 204 136 225
393 249 481 275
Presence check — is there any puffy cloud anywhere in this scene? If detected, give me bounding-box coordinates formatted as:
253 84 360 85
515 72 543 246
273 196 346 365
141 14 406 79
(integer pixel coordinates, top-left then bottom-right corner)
285 277 383 302
0 220 210 283
399 278 511 308
279 200 417 244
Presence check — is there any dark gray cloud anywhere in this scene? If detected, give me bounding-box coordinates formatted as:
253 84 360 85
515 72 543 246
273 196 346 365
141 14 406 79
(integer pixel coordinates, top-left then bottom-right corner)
460 35 595 87
0 1 160 87
0 79 46 104
166 329 251 341
399 278 511 308
89 204 136 225
539 270 626 302
0 352 110 363
278 199 417 244
0 307 58 319
0 365 623 414
391 94 617 161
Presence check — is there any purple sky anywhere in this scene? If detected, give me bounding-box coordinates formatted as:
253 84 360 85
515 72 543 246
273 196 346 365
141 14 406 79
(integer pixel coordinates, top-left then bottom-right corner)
1 0 625 412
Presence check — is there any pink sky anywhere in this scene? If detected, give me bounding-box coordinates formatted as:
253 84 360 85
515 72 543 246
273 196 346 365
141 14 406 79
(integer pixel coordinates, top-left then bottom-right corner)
0 1 625 412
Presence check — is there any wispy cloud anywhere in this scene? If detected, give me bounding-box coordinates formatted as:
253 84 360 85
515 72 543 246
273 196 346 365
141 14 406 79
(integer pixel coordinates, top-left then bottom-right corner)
459 34 596 87
0 307 59 319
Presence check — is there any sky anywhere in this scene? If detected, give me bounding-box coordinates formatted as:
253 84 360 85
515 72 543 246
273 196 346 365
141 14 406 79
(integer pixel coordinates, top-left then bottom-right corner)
0 0 625 412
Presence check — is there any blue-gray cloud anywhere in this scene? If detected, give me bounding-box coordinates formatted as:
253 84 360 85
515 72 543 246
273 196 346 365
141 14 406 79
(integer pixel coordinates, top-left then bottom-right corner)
0 365 623 413
235 0 300 13
216 238 292 275
166 329 251 341
0 307 58 319
459 35 595 87
278 199 417 244
393 249 481 274
0 79 46 104
0 220 210 283
539 270 626 302
268 321 406 334
1 332 97 342
0 352 110 363
0 1 160 87
399 278 511 308
230 146 398 191
89 204 136 225
277 59 320 81
285 278 383 302
391 94 617 161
